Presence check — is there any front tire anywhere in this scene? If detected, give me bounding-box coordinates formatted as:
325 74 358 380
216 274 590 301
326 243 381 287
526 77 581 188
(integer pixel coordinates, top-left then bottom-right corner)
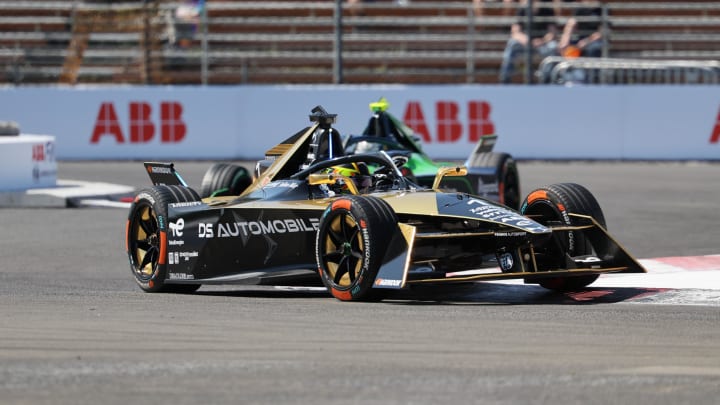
126 185 201 293
520 183 606 291
316 196 397 301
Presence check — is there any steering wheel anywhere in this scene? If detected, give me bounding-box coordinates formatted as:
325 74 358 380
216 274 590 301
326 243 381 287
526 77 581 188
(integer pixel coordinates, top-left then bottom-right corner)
368 161 402 191
391 154 409 169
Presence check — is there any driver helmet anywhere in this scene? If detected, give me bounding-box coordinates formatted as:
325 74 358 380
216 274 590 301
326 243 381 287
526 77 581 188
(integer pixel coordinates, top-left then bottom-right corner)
329 162 372 193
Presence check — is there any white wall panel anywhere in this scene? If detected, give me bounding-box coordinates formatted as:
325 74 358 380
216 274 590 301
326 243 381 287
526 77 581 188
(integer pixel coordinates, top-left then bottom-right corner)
1 85 718 160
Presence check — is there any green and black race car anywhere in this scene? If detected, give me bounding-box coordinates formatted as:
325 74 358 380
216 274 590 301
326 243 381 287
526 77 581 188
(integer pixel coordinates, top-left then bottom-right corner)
344 98 520 209
126 105 644 302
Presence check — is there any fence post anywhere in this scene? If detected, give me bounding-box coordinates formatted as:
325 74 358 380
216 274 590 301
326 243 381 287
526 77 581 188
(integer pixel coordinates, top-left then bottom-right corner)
142 0 151 84
201 2 208 85
466 5 476 83
524 0 534 84
333 0 343 84
601 4 609 59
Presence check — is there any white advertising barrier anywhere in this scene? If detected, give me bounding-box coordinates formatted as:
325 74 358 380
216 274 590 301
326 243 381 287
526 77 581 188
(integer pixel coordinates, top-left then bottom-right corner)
0 134 57 190
0 85 719 160
0 86 242 160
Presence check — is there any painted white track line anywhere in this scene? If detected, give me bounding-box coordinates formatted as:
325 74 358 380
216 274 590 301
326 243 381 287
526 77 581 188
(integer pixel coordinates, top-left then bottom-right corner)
0 180 134 207
78 199 133 209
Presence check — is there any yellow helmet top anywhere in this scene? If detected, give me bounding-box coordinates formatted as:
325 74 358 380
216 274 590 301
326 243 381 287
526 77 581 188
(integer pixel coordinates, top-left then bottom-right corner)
330 162 366 177
369 97 389 113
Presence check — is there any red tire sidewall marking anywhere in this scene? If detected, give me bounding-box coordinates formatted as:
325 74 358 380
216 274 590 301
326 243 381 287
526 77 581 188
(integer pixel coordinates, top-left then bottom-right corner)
332 199 352 211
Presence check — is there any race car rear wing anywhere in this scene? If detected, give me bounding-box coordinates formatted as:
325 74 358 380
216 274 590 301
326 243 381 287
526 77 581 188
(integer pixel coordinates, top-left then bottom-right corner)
143 162 188 187
469 134 497 155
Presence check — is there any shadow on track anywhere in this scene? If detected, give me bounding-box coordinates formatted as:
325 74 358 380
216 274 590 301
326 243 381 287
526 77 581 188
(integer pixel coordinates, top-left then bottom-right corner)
193 282 667 305
386 283 669 305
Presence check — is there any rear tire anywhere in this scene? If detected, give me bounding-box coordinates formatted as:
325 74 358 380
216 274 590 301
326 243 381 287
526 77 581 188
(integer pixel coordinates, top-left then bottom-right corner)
316 196 397 301
199 163 252 198
126 185 201 293
468 152 520 210
520 183 605 291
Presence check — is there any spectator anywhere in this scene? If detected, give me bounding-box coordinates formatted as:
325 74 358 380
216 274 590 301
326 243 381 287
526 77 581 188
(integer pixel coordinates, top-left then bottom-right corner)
473 1 566 18
559 0 605 58
498 0 559 84
552 0 571 16
349 0 408 17
473 0 516 17
347 0 366 17
173 0 204 48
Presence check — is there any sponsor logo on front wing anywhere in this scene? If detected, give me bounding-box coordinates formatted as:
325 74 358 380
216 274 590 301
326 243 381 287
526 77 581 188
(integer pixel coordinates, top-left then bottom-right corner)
466 198 548 233
168 272 195 280
499 252 514 271
494 231 527 238
375 278 402 287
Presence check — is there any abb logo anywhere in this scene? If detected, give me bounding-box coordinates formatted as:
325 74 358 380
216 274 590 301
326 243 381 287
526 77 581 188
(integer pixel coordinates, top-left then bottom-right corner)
710 105 720 144
31 142 55 162
32 144 45 161
90 101 186 144
403 100 495 143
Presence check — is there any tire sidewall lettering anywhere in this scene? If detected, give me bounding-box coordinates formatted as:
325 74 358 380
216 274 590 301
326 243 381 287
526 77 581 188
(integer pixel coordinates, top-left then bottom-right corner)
358 222 371 284
349 208 371 298
554 198 575 253
135 192 155 205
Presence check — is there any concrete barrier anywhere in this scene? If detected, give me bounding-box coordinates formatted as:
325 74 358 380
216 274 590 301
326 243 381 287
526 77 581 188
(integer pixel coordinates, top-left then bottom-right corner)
0 134 57 191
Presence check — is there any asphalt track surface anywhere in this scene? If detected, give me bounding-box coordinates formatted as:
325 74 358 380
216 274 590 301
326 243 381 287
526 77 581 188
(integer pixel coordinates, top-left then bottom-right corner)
2 161 719 405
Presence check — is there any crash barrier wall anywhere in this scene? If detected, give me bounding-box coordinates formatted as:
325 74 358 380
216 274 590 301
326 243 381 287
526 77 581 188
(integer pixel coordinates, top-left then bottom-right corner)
2 1 720 85
1 84 719 161
0 134 57 191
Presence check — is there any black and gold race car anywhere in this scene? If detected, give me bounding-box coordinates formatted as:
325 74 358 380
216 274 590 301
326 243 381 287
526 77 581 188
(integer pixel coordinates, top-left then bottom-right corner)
199 98 520 209
125 106 645 301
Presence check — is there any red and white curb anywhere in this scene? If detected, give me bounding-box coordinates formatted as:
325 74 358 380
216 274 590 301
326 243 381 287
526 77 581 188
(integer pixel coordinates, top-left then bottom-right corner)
597 255 720 290
485 255 720 306
225 256 720 306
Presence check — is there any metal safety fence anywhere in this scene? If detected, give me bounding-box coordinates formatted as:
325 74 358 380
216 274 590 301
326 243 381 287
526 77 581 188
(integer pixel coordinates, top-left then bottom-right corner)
537 57 720 85
1 1 719 85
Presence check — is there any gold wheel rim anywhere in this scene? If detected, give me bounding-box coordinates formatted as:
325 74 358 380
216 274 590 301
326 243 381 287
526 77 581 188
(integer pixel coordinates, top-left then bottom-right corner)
129 204 160 279
322 212 364 288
